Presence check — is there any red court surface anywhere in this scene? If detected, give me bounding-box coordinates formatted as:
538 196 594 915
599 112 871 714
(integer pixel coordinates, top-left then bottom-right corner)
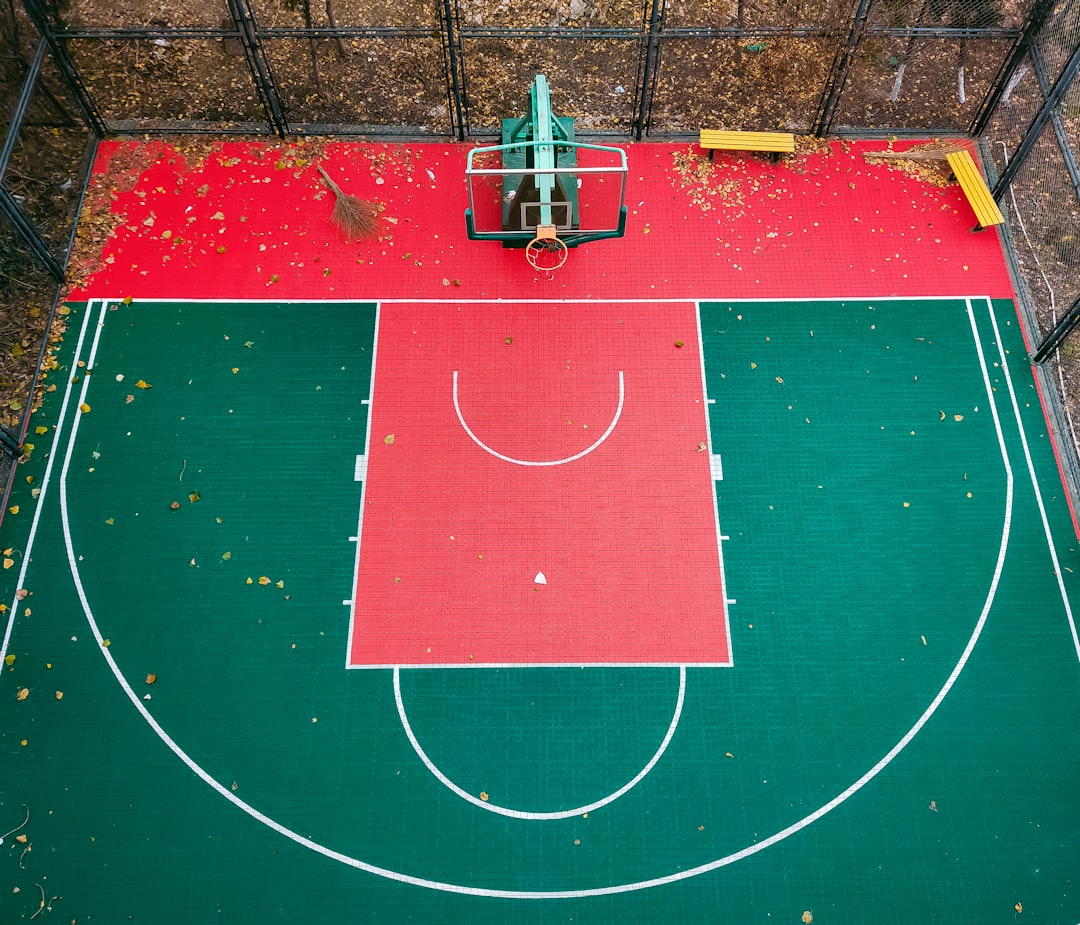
69 138 1016 305
349 301 729 667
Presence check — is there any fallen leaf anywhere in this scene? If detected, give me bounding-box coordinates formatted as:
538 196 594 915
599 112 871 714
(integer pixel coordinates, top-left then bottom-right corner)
384 434 395 445
953 414 964 422
929 799 938 811
479 791 490 801
3 654 14 665
55 691 63 700
135 379 152 389
169 501 181 510
674 340 684 348
15 589 28 600
258 576 271 585
222 551 232 560
275 580 284 589
188 490 200 503
16 688 29 700
504 337 513 345
1015 902 1023 914
939 410 946 420
34 426 47 436
15 834 27 843
146 673 157 685
2 559 13 570
802 913 814 924
79 403 91 413
697 442 707 452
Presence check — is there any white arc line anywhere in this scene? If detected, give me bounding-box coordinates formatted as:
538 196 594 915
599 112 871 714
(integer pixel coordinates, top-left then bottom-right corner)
453 370 624 466
52 297 1020 899
393 665 686 820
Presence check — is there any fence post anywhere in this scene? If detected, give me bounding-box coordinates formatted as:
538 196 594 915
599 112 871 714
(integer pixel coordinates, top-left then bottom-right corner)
0 186 66 283
0 39 47 175
20 0 107 138
0 426 21 458
1026 45 1080 200
1033 294 1080 364
812 0 872 136
992 41 1080 199
969 0 1057 137
634 0 664 141
226 0 289 138
438 0 466 140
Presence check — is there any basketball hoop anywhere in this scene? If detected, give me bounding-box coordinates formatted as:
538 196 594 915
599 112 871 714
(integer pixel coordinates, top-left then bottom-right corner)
525 224 568 278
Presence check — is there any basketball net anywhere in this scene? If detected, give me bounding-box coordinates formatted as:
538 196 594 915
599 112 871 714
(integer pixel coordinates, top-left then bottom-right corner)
526 224 568 280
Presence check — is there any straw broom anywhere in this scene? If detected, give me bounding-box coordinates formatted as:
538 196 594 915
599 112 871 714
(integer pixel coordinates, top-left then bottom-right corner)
316 163 380 240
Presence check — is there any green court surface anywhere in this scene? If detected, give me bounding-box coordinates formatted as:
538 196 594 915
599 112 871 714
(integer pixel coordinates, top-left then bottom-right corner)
2 296 1079 923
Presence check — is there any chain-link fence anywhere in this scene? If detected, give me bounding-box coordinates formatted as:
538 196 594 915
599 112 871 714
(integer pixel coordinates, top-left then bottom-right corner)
2 0 1080 506
977 0 1080 492
11 0 1054 139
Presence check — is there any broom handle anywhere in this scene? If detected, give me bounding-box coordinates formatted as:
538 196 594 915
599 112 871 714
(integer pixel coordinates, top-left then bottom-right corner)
316 163 344 197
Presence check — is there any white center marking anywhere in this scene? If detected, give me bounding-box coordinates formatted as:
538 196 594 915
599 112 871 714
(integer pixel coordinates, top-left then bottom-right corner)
453 370 624 466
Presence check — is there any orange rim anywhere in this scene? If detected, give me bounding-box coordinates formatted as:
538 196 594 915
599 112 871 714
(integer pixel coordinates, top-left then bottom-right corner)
525 235 568 273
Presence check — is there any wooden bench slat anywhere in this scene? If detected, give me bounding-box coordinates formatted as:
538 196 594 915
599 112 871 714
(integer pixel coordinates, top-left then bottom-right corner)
946 150 1004 229
699 129 796 153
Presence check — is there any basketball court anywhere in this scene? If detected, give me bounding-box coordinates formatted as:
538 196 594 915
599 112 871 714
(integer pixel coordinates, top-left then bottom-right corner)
2 127 1079 923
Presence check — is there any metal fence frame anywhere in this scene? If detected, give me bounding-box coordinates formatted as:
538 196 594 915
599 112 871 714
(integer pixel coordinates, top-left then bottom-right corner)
2 0 1080 496
13 0 1063 140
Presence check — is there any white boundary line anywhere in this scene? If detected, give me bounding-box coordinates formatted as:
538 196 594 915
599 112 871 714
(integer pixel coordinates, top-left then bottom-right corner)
452 370 624 467
95 295 994 305
42 296 1034 898
393 664 686 820
696 302 734 666
0 299 99 666
343 304 381 668
981 297 1080 663
346 303 731 668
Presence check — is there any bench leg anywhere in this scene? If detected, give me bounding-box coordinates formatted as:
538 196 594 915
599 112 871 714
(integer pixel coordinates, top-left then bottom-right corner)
972 222 985 232
707 149 714 161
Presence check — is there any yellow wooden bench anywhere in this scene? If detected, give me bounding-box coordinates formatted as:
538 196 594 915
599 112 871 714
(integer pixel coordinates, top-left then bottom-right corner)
699 129 796 162
945 150 1004 231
